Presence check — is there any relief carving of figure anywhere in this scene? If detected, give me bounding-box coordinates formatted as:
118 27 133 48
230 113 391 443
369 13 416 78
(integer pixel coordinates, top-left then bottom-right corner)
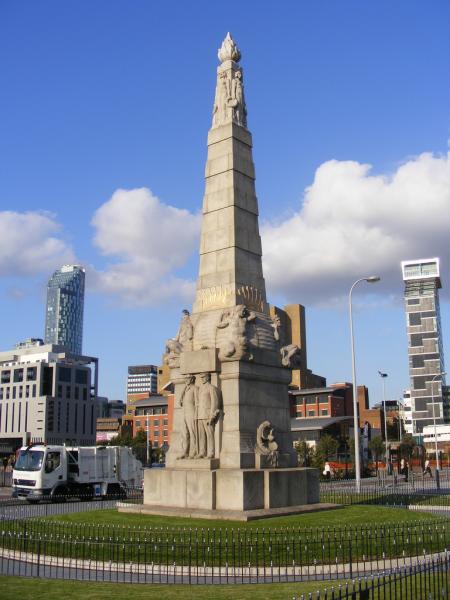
255 421 279 467
280 344 302 368
217 304 256 361
230 70 247 127
164 309 194 367
178 375 198 459
196 373 222 459
213 72 231 126
271 314 281 341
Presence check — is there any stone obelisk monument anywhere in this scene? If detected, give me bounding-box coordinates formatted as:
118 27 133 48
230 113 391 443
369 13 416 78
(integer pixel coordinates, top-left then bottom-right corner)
140 34 319 518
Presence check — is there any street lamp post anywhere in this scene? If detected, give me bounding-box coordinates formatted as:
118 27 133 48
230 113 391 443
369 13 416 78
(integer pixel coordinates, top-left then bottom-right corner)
431 371 446 488
349 275 381 493
146 413 150 465
378 371 389 470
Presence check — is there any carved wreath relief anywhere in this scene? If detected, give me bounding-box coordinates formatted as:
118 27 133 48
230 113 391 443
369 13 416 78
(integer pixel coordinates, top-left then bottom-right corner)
255 421 279 467
178 373 222 460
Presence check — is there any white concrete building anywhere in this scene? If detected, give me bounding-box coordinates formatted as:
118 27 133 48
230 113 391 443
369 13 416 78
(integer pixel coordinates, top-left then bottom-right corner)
0 339 98 454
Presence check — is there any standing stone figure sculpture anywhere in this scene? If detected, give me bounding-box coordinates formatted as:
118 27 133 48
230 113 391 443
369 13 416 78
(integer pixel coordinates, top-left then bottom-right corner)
178 374 198 459
164 309 194 367
217 304 256 360
196 373 222 459
176 309 194 351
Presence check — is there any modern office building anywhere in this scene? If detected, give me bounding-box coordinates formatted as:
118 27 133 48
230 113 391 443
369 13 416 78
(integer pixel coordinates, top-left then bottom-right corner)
44 265 85 354
126 365 158 415
0 338 98 453
401 257 448 435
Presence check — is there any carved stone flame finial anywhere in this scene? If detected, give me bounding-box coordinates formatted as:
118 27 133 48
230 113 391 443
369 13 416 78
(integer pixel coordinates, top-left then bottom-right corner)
218 32 241 63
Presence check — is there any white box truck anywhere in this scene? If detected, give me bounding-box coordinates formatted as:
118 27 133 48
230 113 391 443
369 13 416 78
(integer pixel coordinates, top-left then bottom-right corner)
12 444 143 503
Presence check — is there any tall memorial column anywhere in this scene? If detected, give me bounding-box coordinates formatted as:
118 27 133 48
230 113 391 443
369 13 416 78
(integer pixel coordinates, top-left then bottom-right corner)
138 34 319 518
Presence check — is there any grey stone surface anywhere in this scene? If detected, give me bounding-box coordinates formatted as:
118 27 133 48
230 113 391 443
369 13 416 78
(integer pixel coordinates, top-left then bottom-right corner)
122 499 340 522
144 34 319 517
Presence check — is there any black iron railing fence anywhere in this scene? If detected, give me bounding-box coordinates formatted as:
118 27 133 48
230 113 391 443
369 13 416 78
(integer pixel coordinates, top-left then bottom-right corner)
292 553 450 599
0 479 449 586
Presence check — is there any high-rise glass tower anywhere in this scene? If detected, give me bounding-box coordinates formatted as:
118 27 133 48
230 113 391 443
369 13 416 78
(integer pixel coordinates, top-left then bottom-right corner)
402 258 447 435
44 265 85 354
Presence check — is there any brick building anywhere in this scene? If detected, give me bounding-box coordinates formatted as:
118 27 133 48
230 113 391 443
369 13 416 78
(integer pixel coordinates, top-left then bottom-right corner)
127 394 174 449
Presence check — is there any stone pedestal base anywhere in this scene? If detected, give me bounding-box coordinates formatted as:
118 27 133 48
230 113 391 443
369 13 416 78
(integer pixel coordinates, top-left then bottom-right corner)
141 466 319 515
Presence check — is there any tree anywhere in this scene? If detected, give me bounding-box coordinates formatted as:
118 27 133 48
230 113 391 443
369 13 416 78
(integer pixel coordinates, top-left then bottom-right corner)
109 431 132 447
368 436 384 474
131 429 147 449
315 434 338 470
294 440 314 467
399 434 416 460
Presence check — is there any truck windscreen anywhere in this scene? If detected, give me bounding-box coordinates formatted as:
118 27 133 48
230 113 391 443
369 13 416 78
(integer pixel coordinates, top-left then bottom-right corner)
14 450 45 472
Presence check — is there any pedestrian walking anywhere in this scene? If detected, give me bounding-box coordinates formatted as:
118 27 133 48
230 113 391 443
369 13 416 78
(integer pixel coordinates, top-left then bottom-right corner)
323 462 332 480
423 459 433 478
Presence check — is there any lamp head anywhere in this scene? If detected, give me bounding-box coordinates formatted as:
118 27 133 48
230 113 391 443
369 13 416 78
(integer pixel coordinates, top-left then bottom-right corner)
366 276 381 283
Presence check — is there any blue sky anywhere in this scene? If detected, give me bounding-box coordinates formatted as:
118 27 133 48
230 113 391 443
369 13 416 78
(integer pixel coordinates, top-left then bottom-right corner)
1 1 450 405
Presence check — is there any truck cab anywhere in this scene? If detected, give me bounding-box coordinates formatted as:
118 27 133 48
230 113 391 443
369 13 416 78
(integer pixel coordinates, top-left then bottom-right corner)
12 444 67 501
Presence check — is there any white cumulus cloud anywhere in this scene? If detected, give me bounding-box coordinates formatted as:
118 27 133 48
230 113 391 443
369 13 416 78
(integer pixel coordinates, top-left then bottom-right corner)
262 151 450 305
0 211 75 277
90 188 201 306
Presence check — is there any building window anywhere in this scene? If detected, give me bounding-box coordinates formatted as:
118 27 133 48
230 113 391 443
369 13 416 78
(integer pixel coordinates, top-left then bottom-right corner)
57 385 63 398
308 410 315 417
153 420 159 427
153 441 158 448
321 409 328 416
12 387 16 399
26 367 37 381
6 388 10 400
305 398 316 404
25 385 30 398
163 419 168 426
32 384 36 398
0 388 3 400
58 367 71 383
1 371 10 384
66 386 71 399
82 388 87 401
13 369 24 383
409 313 421 326
163 430 168 438
74 387 79 400
411 355 425 368
154 430 160 437
18 386 23 399
136 420 141 428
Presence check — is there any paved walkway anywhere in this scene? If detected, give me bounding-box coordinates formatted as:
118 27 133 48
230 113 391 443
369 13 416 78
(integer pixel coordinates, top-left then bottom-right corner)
1 545 448 584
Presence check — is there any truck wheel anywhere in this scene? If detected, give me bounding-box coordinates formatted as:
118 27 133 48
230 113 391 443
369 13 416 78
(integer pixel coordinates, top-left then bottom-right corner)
81 486 94 501
107 483 126 500
51 487 67 503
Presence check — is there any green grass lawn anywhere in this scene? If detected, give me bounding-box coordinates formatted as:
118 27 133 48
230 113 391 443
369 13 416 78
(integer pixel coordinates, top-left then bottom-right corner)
0 576 336 600
1 505 447 567
1 573 449 600
44 503 443 529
